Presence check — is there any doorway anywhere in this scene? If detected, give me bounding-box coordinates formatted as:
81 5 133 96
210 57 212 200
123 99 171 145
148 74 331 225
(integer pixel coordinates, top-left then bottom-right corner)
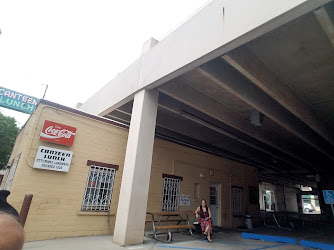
210 183 221 226
262 190 275 211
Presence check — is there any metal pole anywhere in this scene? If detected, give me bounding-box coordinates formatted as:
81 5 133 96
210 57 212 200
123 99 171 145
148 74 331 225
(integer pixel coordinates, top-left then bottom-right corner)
42 84 48 99
19 194 33 227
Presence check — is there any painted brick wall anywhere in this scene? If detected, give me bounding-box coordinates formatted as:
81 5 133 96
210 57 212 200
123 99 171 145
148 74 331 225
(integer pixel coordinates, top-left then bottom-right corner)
7 103 259 242
147 140 260 228
7 104 128 241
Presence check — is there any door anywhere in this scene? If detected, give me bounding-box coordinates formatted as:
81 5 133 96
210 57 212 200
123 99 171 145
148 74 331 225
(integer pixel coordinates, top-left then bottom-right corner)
210 183 218 225
262 190 275 211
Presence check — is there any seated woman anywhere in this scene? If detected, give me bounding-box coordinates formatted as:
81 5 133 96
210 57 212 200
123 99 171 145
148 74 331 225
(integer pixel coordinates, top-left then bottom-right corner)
195 199 213 242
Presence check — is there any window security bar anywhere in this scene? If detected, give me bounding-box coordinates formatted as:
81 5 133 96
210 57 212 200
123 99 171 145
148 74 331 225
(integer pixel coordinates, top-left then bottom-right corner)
82 166 115 211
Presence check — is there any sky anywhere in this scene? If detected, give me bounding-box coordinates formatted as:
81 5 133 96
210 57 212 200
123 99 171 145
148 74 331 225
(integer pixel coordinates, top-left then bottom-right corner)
0 0 210 127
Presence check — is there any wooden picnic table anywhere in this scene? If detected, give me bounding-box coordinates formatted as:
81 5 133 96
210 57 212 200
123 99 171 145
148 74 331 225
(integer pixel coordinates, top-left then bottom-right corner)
146 211 196 243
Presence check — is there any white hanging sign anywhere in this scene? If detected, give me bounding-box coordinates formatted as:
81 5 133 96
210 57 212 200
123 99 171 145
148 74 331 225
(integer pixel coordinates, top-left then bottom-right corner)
33 146 73 172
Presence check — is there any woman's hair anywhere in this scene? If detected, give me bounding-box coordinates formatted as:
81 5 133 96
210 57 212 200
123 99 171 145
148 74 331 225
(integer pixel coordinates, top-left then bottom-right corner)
0 190 20 222
199 199 208 217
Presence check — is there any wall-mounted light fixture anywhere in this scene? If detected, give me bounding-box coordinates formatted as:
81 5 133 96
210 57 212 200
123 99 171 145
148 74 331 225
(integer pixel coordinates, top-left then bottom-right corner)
250 109 264 126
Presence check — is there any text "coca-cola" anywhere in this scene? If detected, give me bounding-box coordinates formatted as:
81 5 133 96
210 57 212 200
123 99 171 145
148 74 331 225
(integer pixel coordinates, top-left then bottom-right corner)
40 120 77 146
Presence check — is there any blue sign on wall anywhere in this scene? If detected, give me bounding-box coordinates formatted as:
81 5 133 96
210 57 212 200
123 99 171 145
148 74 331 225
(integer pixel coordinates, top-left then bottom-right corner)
0 86 40 114
323 190 334 204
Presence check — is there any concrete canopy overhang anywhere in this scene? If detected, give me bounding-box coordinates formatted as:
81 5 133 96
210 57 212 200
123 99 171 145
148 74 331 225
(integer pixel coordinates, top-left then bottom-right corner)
80 0 334 187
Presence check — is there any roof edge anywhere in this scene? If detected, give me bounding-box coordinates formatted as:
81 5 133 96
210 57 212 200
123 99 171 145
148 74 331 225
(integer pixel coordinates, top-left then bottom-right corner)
39 99 129 129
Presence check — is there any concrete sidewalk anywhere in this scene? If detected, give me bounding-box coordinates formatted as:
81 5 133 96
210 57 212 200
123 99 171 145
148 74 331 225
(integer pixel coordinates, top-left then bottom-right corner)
23 231 312 250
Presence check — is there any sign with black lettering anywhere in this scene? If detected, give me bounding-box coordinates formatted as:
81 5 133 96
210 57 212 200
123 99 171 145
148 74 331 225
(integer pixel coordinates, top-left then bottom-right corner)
33 146 73 172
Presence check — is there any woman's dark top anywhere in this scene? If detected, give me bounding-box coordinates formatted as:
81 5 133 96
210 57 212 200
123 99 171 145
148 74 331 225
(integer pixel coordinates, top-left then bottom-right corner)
199 205 209 218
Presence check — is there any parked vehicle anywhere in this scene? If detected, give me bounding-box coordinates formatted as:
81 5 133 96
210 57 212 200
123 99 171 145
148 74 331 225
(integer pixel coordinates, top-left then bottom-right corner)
303 203 316 212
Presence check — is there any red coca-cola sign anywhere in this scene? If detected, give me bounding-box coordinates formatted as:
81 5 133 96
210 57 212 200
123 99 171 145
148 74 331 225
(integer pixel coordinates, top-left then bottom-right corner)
40 120 76 146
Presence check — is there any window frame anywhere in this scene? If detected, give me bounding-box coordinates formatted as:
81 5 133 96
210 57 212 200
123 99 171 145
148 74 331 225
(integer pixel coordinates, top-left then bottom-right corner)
161 175 182 212
81 164 116 212
0 175 4 186
6 155 21 191
232 186 243 217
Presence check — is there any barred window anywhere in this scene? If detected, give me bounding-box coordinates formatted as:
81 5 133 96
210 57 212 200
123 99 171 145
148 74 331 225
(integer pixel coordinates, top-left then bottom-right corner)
6 155 20 191
232 187 243 216
161 177 180 211
0 175 4 187
81 165 116 211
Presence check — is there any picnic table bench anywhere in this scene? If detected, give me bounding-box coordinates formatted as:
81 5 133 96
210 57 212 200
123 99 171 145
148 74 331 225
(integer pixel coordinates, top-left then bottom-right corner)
146 211 197 243
263 210 304 230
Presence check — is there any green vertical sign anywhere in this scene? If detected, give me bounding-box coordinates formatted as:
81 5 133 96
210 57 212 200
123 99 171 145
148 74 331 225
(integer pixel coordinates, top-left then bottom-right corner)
0 86 40 114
